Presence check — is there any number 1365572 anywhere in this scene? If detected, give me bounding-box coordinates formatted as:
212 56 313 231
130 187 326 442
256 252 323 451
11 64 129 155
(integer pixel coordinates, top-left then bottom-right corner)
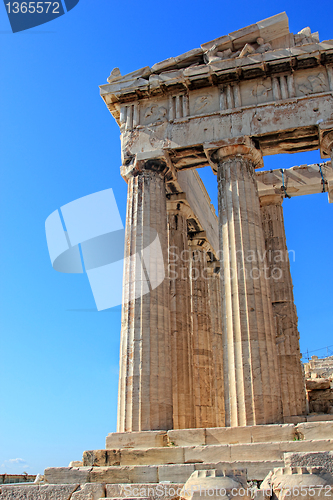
5 2 60 14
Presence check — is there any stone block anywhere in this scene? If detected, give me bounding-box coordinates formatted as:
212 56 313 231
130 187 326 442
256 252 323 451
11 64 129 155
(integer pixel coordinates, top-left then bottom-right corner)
106 483 185 498
158 464 195 483
89 466 130 484
307 414 333 422
306 379 331 390
296 422 333 440
229 442 282 462
128 466 158 483
44 467 91 484
280 439 333 454
83 449 120 466
205 427 251 445
184 445 231 464
284 451 333 474
167 429 205 447
194 461 284 481
251 424 296 443
106 431 167 449
0 484 79 499
69 461 83 467
283 416 307 424
120 447 184 466
88 465 158 484
71 483 105 499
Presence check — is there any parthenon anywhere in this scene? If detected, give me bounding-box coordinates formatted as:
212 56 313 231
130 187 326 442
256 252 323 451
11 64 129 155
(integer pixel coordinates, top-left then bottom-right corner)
3 11 333 500
99 11 333 433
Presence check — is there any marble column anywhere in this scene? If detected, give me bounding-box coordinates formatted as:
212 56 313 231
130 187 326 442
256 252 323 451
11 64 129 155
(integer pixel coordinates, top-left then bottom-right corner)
214 141 282 427
207 263 225 427
260 194 307 417
167 198 195 429
117 163 172 432
189 239 216 428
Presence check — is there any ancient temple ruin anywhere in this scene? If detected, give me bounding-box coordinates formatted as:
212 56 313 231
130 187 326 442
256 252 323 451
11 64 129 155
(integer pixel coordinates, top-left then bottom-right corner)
2 11 333 500
99 12 333 433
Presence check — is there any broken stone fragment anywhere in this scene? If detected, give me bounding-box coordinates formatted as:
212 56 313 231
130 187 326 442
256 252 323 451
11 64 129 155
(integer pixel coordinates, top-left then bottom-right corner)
107 67 121 83
182 469 249 500
306 379 331 390
261 466 333 499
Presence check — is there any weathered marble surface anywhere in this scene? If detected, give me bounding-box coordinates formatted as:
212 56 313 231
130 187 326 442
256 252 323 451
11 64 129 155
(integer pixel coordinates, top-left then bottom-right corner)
216 147 282 426
117 167 172 432
260 194 307 417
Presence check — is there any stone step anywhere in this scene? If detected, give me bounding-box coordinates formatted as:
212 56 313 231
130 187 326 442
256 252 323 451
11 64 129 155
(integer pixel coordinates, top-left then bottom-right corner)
284 414 333 424
45 459 283 484
105 484 185 498
102 498 150 500
105 421 333 450
83 437 333 468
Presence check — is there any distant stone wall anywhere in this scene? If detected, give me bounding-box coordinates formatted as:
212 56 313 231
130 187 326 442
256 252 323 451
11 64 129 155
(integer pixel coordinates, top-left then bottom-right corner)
304 356 333 414
0 474 36 484
304 355 333 379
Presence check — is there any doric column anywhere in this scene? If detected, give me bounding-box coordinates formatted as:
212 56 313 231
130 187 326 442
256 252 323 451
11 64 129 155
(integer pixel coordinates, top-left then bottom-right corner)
117 160 172 432
213 138 282 427
207 263 225 427
260 194 307 417
189 238 216 428
167 195 195 429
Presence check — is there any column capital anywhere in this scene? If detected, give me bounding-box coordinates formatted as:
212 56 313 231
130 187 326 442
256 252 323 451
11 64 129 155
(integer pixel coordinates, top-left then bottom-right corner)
260 194 284 207
320 130 333 159
120 150 176 182
207 137 263 170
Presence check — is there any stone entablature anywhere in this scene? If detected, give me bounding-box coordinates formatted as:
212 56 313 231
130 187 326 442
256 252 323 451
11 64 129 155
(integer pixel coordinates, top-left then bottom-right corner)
256 161 333 201
100 13 333 168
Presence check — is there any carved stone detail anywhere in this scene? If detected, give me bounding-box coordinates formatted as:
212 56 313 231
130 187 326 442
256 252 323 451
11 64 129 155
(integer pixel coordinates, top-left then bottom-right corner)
297 72 328 96
120 103 139 130
144 104 168 125
169 94 189 120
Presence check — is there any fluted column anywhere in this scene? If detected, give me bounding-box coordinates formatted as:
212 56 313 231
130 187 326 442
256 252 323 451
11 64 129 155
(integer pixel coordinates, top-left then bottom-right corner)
207 263 225 427
167 198 194 429
189 240 216 428
260 194 307 417
214 140 282 426
117 163 172 432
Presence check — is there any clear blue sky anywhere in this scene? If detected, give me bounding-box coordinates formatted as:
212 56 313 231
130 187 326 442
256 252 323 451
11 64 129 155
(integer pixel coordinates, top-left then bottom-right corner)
0 0 332 476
